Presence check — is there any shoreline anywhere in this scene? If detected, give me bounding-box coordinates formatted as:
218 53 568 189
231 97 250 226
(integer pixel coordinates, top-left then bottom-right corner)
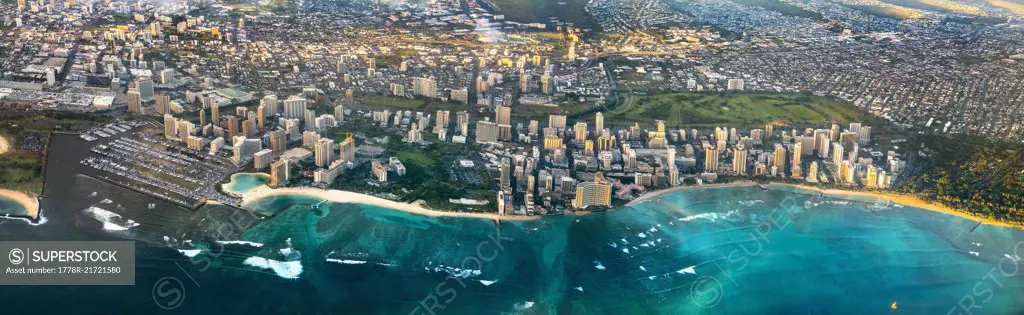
0 188 39 218
227 172 1022 229
626 181 759 205
239 185 538 221
628 181 1022 230
764 183 1024 230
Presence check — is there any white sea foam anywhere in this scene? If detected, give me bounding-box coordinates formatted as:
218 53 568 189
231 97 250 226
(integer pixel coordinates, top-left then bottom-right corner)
280 247 301 260
594 260 606 270
738 200 765 206
648 275 657 280
622 248 630 254
1 213 48 226
479 280 496 286
178 249 202 257
84 206 139 231
513 301 535 310
327 259 367 265
428 265 482 279
243 256 303 279
639 266 647 272
969 251 980 257
677 266 697 275
574 286 584 292
608 242 618 248
677 210 738 223
972 242 983 247
33 214 47 225
827 200 853 205
637 232 648 238
101 222 131 231
216 240 265 248
648 226 657 233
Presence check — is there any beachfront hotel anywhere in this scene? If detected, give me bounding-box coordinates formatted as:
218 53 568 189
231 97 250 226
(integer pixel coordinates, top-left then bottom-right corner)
573 173 612 209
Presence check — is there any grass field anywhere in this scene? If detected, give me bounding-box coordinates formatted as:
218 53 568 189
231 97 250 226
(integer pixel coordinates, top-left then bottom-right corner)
0 149 43 194
0 113 107 195
597 92 876 128
396 149 438 168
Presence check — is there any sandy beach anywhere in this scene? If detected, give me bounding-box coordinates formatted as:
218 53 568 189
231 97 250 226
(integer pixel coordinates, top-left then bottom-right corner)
0 188 39 218
230 173 1022 229
627 180 759 205
627 181 1022 230
240 185 537 221
764 183 1024 229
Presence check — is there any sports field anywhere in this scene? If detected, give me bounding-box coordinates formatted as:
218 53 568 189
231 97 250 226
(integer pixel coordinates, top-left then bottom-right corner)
599 92 875 128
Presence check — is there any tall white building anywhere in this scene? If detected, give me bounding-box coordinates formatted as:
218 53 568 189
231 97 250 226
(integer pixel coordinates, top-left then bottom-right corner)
704 144 719 173
732 144 747 175
413 77 438 98
283 96 307 119
315 138 335 167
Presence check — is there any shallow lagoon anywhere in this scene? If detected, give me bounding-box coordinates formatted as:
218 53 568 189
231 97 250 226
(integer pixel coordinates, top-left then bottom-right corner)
222 172 271 195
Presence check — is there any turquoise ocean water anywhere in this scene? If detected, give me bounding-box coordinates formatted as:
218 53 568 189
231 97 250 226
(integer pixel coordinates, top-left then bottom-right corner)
1 182 1022 314
0 194 28 216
